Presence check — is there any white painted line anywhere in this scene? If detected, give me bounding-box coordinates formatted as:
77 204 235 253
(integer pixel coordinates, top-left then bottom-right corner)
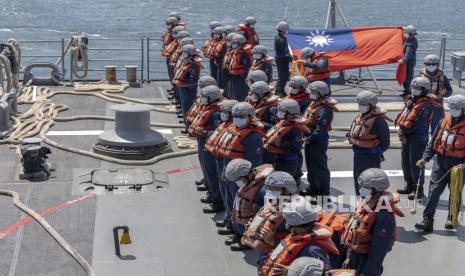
302 169 432 179
46 129 173 136
32 86 37 101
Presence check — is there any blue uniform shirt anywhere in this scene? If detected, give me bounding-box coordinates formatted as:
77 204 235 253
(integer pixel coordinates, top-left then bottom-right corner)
403 37 418 62
242 132 263 167
185 61 201 84
278 127 303 160
262 106 279 131
274 33 291 61
306 105 333 143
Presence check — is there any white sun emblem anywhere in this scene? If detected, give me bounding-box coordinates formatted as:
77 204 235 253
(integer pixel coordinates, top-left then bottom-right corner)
306 30 334 48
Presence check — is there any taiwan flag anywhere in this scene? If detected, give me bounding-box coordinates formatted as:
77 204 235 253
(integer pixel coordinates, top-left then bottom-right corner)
287 27 406 84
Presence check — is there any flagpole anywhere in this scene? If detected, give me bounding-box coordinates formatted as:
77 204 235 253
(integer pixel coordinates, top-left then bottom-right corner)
328 0 383 94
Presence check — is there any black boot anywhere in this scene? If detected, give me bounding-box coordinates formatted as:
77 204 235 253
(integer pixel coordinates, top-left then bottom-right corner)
217 227 235 235
195 179 205 186
200 194 213 204
203 202 224 214
196 185 208 192
397 186 413 194
415 217 434 232
230 243 251 251
408 188 424 200
224 234 241 245
444 220 455 230
215 219 228 228
181 129 188 135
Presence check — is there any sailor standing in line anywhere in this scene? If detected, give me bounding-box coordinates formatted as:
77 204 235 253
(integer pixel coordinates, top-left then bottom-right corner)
250 45 274 84
415 95 465 232
398 25 418 97
161 16 178 92
303 81 337 197
221 33 238 99
286 76 311 114
419 54 452 133
188 85 224 213
236 16 259 47
299 47 331 93
202 21 222 80
347 91 391 195
396 77 440 200
274 21 292 97
227 34 252 101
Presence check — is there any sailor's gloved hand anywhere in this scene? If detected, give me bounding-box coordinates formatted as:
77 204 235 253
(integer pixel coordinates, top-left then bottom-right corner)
456 163 465 171
416 159 427 168
342 258 351 269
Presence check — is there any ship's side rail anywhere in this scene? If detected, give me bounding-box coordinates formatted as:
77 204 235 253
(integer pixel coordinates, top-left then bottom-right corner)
15 36 465 82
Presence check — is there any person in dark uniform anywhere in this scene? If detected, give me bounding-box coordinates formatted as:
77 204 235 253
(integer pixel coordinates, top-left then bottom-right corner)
221 32 236 98
415 95 465 232
299 47 331 93
396 77 440 199
215 102 264 236
286 76 311 114
398 25 418 97
227 34 252 101
420 54 452 133
347 91 391 195
202 21 222 80
264 99 309 186
216 25 235 90
188 85 224 213
250 45 273 84
304 81 337 196
342 169 404 276
274 21 292 97
172 44 202 127
236 16 259 47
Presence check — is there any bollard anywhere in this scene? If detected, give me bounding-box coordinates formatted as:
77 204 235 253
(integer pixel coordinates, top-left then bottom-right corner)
105 65 117 82
125 65 138 83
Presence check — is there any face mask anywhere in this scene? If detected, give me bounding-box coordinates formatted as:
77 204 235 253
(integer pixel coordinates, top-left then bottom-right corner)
253 54 262 60
265 189 281 202
233 117 248 127
411 88 422 96
166 25 171 31
359 187 372 198
358 105 369 114
289 88 299 95
213 34 220 39
450 108 463 118
278 110 286 119
232 43 239 48
226 41 232 47
310 93 318 100
426 65 437 73
250 94 259 103
249 24 255 29
404 33 410 39
236 179 247 188
220 112 229 122
182 53 189 59
200 97 208 105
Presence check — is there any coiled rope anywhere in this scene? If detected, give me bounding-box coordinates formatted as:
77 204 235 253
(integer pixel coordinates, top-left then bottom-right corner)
449 166 464 227
70 35 89 79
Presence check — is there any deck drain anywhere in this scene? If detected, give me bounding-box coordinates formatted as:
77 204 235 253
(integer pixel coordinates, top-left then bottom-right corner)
75 168 168 195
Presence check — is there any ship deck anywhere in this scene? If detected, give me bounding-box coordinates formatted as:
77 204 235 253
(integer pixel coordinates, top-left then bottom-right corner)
0 80 464 276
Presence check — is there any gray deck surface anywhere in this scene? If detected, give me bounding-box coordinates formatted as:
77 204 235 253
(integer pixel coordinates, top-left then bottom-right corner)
0 80 464 276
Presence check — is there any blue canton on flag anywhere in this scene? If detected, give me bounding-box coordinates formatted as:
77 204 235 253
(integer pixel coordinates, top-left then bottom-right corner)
287 28 357 52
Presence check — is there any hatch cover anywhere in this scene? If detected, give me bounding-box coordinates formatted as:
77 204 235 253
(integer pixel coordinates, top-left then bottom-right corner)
74 168 169 195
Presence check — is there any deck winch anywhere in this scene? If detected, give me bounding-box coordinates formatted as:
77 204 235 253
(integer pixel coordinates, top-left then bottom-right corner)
93 103 172 159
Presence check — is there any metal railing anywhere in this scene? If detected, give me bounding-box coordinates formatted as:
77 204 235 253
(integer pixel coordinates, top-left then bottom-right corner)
15 36 465 82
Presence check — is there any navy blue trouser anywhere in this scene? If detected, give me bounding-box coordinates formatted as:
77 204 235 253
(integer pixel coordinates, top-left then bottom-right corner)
430 106 444 136
219 69 230 96
305 141 330 195
423 155 464 219
209 59 218 80
216 158 228 219
228 74 248 101
203 148 222 204
353 152 382 195
180 86 197 127
274 156 301 190
276 60 289 97
401 133 427 189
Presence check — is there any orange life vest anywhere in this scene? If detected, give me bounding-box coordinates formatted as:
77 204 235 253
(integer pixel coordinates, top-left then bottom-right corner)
228 46 253 75
433 113 465 158
161 40 179 57
248 95 279 121
348 111 392 149
172 58 203 87
210 39 227 60
304 98 338 132
318 211 351 237
205 121 232 157
286 91 310 107
222 48 234 70
161 31 173 51
260 224 339 276
186 99 203 124
216 121 265 159
342 192 404 254
420 69 447 98
326 269 357 276
251 57 274 79
395 96 442 129
293 56 330 81
188 101 222 138
237 24 259 46
264 119 310 154
202 36 215 59
170 46 183 67
241 205 287 253
232 164 274 225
